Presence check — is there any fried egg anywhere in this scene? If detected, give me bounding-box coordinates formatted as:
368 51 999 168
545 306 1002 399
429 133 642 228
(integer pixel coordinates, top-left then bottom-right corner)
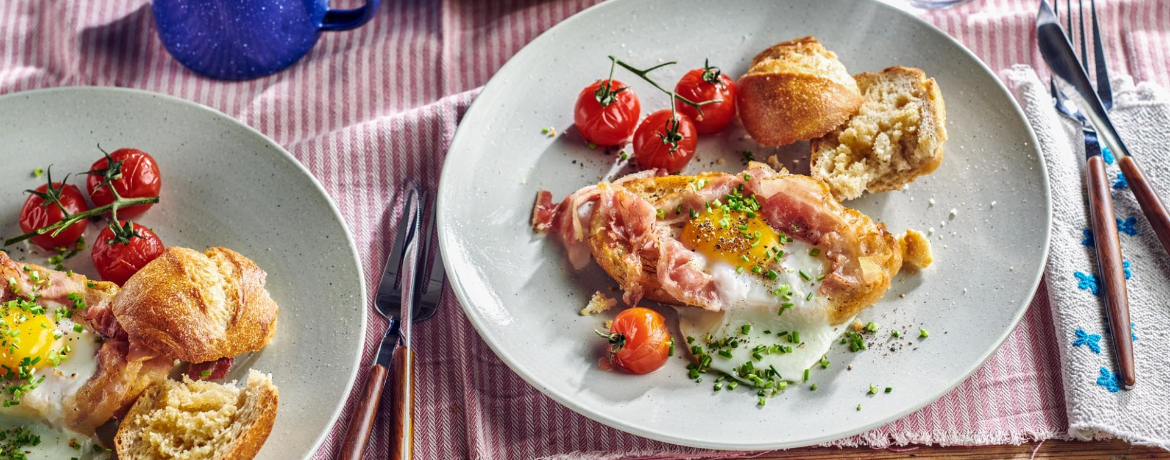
0 297 103 459
676 207 846 383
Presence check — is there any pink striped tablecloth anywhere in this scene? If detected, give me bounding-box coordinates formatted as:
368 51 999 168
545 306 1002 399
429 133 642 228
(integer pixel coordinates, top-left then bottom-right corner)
2 0 1169 458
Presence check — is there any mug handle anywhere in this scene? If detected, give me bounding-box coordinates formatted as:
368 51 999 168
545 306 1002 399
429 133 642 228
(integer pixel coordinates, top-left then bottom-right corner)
319 0 382 32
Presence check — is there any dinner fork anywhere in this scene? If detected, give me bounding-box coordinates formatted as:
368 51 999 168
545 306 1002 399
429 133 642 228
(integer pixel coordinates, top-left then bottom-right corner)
1045 0 1133 389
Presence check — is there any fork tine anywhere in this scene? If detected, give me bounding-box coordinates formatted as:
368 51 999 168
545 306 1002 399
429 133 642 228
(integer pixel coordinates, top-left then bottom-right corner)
1090 0 1113 109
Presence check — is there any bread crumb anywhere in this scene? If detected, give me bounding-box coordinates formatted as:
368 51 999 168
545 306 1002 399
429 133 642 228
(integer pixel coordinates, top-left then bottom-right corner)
898 229 933 270
766 154 784 171
852 319 865 332
990 201 996 208
580 292 616 316
948 208 957 219
928 198 935 207
716 158 725 165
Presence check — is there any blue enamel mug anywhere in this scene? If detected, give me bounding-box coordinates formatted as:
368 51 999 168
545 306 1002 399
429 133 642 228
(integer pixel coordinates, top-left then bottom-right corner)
153 0 380 80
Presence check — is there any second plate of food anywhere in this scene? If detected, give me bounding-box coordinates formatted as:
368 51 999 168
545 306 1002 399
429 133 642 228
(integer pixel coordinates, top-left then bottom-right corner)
438 0 1049 449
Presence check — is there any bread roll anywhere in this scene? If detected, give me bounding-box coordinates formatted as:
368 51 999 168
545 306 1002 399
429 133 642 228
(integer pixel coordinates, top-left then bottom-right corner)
737 36 863 146
112 247 279 363
810 66 947 200
115 370 279 460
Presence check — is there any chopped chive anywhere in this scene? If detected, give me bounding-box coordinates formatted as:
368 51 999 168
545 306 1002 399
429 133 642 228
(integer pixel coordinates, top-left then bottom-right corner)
752 266 763 274
736 266 745 274
803 369 810 382
766 270 778 280
919 328 930 338
885 387 893 393
820 356 830 369
816 274 826 281
805 292 813 301
799 270 811 281
746 210 757 218
714 382 723 391
728 380 739 390
809 248 820 256
741 324 751 335
856 404 862 411
686 336 695 344
740 255 750 263
892 330 901 338
810 384 818 391
668 339 675 356
758 396 766 406
72 324 83 333
868 384 878 395
201 370 213 377
656 209 665 219
743 173 752 181
717 350 733 359
676 204 683 215
864 321 879 332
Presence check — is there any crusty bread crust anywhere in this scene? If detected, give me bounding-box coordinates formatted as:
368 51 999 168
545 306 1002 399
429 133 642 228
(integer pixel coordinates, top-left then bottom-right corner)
112 247 279 363
115 370 279 460
737 36 863 146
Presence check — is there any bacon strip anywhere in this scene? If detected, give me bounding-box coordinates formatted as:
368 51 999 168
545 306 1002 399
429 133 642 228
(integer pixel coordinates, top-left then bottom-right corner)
188 357 235 381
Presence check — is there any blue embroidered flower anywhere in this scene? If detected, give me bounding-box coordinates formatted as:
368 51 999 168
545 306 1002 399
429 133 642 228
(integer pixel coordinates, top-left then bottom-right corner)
1072 328 1102 353
1075 271 1100 295
1117 216 1138 236
1097 367 1120 392
1103 146 1115 164
1131 322 1137 342
1114 171 1128 189
1123 260 1132 280
1081 229 1095 247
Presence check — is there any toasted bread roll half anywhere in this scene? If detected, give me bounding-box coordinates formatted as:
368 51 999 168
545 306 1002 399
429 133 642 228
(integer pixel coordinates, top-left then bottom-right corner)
112 247 279 363
115 370 278 460
737 36 863 146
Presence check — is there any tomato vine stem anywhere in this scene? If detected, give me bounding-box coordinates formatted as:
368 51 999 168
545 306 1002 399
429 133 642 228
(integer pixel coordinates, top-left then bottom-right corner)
3 195 159 247
607 56 716 115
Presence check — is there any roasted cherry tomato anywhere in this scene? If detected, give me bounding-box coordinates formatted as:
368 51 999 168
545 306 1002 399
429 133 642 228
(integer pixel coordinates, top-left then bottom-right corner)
91 221 164 286
632 110 698 173
598 307 672 375
574 79 641 147
19 182 90 250
86 148 162 219
674 62 738 134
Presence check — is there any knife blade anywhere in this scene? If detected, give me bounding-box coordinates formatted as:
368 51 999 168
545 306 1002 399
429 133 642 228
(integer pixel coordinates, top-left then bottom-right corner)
338 181 423 460
1036 0 1130 161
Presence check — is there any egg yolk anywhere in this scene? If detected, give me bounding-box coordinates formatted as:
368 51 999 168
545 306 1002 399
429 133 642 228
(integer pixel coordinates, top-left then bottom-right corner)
0 304 56 372
681 206 782 270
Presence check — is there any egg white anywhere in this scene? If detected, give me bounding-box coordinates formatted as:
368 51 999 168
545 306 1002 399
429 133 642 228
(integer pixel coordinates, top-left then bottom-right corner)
0 418 107 460
0 302 103 457
678 239 849 383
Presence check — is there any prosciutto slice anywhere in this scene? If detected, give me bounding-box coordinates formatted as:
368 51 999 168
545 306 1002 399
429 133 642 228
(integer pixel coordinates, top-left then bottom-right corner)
531 163 903 323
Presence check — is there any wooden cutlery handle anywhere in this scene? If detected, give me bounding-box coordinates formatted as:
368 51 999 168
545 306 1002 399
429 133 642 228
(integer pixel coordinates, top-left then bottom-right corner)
338 363 389 460
1088 155 1135 389
1119 156 1170 259
389 346 414 460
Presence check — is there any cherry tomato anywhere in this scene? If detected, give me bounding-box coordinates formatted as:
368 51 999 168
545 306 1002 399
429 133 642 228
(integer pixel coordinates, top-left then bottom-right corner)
600 307 672 375
674 63 738 134
632 110 698 173
91 222 165 286
86 148 162 219
574 79 641 147
19 183 90 250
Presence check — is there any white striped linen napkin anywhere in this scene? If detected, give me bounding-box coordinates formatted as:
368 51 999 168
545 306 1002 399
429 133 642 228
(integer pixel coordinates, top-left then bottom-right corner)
1002 65 1170 450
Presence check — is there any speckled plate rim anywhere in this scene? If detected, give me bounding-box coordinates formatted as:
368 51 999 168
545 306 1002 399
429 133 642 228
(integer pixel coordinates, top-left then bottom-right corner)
436 0 1052 450
0 86 368 460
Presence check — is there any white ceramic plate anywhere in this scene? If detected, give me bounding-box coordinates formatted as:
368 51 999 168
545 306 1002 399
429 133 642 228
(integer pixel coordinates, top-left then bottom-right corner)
0 87 365 460
438 0 1050 450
